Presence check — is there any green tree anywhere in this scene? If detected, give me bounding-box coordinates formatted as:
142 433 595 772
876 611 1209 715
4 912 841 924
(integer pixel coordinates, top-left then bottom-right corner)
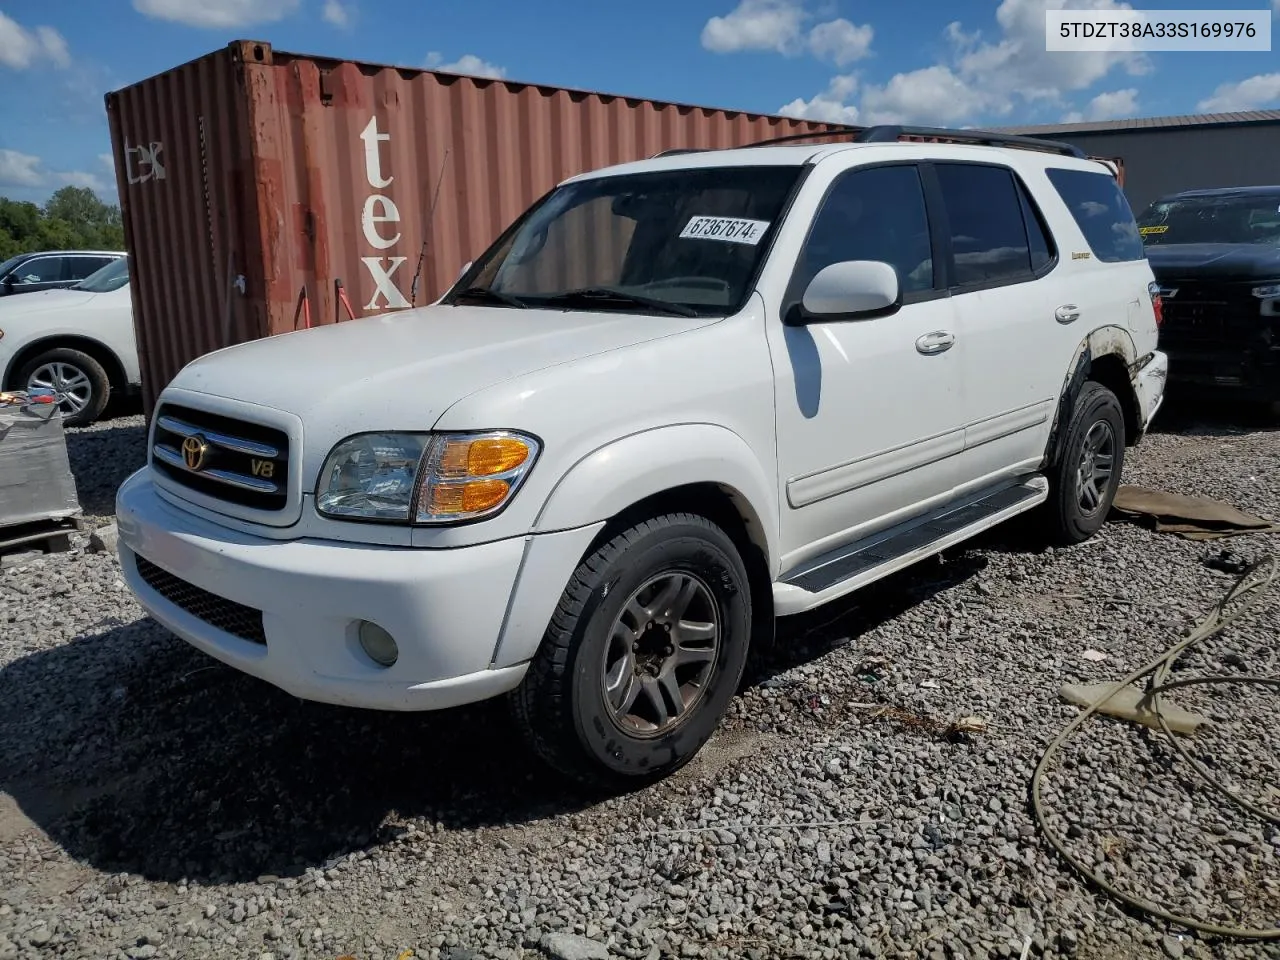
0 187 125 261
42 186 124 249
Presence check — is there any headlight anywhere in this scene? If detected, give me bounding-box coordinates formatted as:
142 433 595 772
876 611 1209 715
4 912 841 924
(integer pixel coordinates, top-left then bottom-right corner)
1251 283 1280 299
315 430 540 523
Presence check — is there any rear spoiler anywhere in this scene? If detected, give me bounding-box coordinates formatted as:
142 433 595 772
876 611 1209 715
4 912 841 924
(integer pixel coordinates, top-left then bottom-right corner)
1090 155 1125 186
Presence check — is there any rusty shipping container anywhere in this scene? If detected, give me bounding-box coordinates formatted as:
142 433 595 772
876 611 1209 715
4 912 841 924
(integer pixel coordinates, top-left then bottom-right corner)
105 40 851 415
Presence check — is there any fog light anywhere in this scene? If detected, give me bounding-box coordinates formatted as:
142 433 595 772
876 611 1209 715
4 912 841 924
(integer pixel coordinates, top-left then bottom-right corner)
358 621 399 667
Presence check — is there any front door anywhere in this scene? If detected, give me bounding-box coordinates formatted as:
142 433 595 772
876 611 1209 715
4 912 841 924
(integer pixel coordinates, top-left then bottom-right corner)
767 161 965 570
2 255 69 295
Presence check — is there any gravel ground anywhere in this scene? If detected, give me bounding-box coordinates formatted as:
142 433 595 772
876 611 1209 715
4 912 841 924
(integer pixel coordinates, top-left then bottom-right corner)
1 400 1278 960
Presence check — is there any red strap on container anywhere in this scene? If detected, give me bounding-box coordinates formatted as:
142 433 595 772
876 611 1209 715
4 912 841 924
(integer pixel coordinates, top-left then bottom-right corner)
292 285 311 330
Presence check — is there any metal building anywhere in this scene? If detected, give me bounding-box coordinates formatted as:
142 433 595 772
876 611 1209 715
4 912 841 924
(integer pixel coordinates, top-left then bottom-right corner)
996 111 1280 214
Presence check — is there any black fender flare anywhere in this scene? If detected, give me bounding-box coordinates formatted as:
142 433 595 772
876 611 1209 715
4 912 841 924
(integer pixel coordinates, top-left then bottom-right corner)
1043 326 1139 471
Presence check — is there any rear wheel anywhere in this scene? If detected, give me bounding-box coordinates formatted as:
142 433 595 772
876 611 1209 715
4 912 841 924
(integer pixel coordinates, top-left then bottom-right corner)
18 347 111 426
1045 381 1126 546
511 513 752 789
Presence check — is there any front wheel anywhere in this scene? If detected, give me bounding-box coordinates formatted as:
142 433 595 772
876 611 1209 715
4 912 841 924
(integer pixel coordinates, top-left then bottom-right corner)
1045 381 1126 546
511 513 752 789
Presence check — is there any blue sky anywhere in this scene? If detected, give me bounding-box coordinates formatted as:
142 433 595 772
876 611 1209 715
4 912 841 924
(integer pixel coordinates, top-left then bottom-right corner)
2 0 1279 205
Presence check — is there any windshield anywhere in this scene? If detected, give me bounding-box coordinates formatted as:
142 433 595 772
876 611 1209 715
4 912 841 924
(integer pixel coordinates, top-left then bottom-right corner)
448 165 804 316
0 254 24 278
73 256 129 293
1137 193 1280 245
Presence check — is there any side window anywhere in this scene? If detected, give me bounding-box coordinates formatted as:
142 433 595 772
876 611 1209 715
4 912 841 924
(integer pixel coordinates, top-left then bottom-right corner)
796 164 935 299
66 256 112 281
934 163 1036 287
1045 167 1145 262
1018 183 1055 272
10 257 64 284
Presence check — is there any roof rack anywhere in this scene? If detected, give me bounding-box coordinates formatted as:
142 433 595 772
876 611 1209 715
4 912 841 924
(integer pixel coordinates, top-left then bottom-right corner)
648 123 1088 161
854 125 1088 159
651 124 1089 159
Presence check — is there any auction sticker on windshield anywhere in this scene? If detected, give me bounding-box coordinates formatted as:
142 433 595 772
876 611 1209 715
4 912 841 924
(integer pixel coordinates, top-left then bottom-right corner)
680 216 771 245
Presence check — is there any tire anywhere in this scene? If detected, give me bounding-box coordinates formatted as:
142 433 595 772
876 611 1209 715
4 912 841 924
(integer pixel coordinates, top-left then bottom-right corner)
1045 381 1126 546
511 513 752 789
17 347 111 427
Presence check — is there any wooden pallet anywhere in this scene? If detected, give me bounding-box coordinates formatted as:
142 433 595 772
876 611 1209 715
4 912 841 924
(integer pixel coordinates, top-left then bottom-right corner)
0 514 85 558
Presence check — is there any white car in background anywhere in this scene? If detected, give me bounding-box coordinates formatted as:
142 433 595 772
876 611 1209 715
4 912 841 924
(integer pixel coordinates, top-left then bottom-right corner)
0 257 139 426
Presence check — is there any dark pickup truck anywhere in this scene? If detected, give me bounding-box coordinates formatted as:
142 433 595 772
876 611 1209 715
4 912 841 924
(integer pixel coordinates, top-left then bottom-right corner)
1137 186 1280 414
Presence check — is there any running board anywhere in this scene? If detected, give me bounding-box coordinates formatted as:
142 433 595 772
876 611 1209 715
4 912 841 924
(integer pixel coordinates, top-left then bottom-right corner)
773 476 1049 616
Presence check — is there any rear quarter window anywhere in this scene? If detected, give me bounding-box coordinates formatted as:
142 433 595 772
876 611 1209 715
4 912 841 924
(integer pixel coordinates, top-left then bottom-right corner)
1045 168 1145 263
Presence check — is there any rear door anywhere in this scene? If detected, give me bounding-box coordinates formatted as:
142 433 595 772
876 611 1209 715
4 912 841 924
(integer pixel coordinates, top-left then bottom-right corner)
66 255 116 283
930 161 1065 488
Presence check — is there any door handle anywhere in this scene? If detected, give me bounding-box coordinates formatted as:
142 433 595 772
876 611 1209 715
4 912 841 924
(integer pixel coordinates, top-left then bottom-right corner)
1055 304 1081 324
915 330 956 355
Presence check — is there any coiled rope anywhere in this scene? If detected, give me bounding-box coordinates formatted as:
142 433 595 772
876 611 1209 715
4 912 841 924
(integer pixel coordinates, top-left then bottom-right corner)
1031 553 1280 940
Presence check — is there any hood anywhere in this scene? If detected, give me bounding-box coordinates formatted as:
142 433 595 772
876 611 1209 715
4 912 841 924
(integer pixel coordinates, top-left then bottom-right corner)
0 289 97 315
1144 243 1280 282
171 303 713 433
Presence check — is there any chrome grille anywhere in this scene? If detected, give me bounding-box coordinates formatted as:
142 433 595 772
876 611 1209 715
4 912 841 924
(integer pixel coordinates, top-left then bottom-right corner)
135 555 267 645
151 402 289 511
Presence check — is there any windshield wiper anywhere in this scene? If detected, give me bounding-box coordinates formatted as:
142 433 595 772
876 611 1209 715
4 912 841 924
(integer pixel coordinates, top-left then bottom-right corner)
453 285 529 309
541 287 698 318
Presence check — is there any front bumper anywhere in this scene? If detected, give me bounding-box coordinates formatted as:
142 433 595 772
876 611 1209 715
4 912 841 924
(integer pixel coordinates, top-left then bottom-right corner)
115 469 532 711
1160 346 1280 402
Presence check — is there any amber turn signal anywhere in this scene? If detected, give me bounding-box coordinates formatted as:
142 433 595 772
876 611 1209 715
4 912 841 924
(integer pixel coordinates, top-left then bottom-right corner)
437 436 530 478
428 479 511 515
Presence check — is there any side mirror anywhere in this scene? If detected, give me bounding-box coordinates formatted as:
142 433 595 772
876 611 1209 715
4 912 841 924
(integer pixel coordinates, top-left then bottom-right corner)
1 275 13 292
795 260 900 323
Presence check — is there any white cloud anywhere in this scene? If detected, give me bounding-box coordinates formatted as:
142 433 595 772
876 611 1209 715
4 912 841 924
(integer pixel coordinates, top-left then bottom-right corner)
1084 87 1138 119
1060 87 1139 122
0 150 46 187
424 52 506 79
701 0 872 62
58 170 108 191
860 66 1000 125
779 0 1150 131
701 0 807 55
1197 73 1280 112
132 0 300 28
808 18 873 66
952 0 1149 104
322 0 350 27
779 75 860 124
0 13 70 70
0 150 105 193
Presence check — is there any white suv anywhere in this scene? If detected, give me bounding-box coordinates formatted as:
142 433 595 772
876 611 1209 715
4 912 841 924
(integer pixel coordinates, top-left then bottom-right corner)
116 126 1168 787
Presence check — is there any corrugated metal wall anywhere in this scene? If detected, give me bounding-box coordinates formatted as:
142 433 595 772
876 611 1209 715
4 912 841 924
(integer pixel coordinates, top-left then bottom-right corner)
106 44 270 416
106 41 848 414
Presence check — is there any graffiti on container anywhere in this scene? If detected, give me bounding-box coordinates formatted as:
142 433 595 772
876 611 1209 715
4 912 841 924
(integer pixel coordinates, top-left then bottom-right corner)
124 140 166 185
359 116 410 311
